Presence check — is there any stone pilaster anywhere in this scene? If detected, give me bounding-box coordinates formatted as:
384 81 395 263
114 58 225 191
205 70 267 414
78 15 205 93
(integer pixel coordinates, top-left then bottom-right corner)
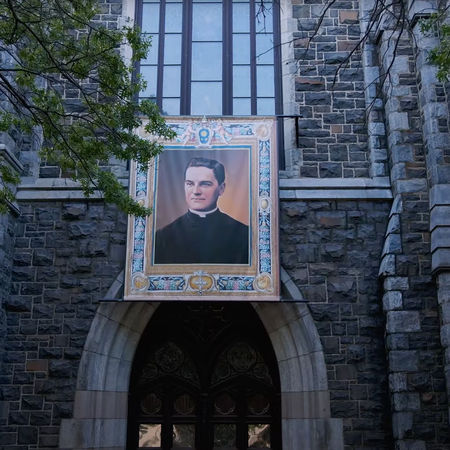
376 10 447 447
413 10 450 427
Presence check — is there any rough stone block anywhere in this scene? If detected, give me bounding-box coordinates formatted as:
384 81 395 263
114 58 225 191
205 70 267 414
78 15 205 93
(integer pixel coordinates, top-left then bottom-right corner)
396 440 426 450
67 222 97 239
382 234 402 254
440 323 450 347
295 77 324 91
379 254 396 276
389 351 419 372
383 291 403 311
386 311 420 333
396 179 428 194
384 277 409 291
393 393 421 411
32 249 54 266
392 412 414 439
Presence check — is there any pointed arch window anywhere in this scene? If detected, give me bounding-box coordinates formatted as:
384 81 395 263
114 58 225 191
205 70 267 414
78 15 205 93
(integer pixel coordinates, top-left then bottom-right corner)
136 0 282 116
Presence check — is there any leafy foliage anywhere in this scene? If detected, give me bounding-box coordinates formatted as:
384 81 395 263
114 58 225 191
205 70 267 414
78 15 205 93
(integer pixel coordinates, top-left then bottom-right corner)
421 11 450 82
0 0 175 216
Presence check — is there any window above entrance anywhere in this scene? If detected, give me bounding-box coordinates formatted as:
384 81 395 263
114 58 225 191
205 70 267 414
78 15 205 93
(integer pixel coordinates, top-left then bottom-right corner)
136 0 281 116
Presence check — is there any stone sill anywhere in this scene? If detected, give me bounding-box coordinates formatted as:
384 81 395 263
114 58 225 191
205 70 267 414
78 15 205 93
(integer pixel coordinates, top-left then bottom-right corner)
16 177 393 201
280 177 392 200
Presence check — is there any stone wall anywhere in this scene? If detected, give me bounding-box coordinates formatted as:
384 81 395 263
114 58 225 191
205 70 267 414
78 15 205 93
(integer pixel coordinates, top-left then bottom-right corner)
0 201 126 448
289 3 372 178
0 197 396 450
281 199 394 448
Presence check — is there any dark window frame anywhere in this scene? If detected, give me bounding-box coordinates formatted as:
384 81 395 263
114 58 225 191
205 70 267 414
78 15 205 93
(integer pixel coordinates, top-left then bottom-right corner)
135 0 283 117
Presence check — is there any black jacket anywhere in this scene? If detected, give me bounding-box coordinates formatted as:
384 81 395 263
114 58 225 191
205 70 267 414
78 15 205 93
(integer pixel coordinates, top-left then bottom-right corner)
154 210 249 264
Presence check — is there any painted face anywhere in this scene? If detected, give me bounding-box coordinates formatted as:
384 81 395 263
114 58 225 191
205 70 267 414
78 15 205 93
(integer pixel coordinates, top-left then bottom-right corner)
184 166 225 212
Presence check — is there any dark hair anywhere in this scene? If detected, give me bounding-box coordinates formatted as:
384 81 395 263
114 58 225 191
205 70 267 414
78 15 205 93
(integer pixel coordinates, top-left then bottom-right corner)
184 157 225 185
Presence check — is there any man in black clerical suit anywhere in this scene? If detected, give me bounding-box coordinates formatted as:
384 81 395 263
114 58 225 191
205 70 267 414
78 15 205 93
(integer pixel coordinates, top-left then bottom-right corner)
154 157 249 264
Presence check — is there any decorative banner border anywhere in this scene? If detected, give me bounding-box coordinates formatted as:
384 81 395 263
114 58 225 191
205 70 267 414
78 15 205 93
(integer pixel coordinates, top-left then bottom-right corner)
125 117 279 301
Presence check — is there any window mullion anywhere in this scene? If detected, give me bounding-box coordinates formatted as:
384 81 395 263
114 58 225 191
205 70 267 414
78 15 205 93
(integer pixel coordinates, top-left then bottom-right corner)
249 0 257 116
157 0 166 110
273 1 283 116
223 0 233 115
181 0 193 115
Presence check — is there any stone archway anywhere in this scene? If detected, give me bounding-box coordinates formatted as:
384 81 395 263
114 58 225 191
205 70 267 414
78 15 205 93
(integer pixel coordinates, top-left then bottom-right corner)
59 269 343 450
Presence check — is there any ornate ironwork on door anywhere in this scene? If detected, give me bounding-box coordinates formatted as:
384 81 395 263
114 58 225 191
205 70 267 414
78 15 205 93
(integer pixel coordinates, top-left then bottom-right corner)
128 303 281 450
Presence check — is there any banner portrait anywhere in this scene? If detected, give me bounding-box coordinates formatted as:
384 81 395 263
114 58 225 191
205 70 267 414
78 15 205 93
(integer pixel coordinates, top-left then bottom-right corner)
125 117 279 300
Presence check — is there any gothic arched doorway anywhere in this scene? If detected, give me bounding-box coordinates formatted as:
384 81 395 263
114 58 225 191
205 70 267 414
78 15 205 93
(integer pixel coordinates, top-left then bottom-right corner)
127 302 281 450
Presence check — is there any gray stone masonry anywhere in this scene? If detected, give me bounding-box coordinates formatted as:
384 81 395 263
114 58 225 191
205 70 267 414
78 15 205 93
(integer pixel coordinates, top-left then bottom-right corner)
291 4 371 178
0 198 397 450
280 199 394 449
373 5 450 448
0 201 127 450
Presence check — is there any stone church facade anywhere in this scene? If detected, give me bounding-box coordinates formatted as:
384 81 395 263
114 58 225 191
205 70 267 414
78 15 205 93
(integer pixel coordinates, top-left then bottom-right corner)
0 0 450 449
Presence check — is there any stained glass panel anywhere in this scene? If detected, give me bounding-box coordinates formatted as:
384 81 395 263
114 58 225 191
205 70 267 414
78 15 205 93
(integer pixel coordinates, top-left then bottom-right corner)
174 393 196 415
139 423 161 447
214 424 236 448
248 424 271 448
214 392 236 415
247 394 270 415
172 424 195 448
141 393 162 415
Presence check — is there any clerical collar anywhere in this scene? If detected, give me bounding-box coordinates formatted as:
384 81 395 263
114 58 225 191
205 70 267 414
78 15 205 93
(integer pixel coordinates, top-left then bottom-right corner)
189 207 218 218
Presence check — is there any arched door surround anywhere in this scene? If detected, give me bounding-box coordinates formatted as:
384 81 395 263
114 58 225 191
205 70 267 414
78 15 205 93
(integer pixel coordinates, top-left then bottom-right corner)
59 270 344 450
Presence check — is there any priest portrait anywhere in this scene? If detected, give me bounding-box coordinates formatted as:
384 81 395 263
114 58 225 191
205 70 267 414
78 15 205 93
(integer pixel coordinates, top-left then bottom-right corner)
154 156 250 265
